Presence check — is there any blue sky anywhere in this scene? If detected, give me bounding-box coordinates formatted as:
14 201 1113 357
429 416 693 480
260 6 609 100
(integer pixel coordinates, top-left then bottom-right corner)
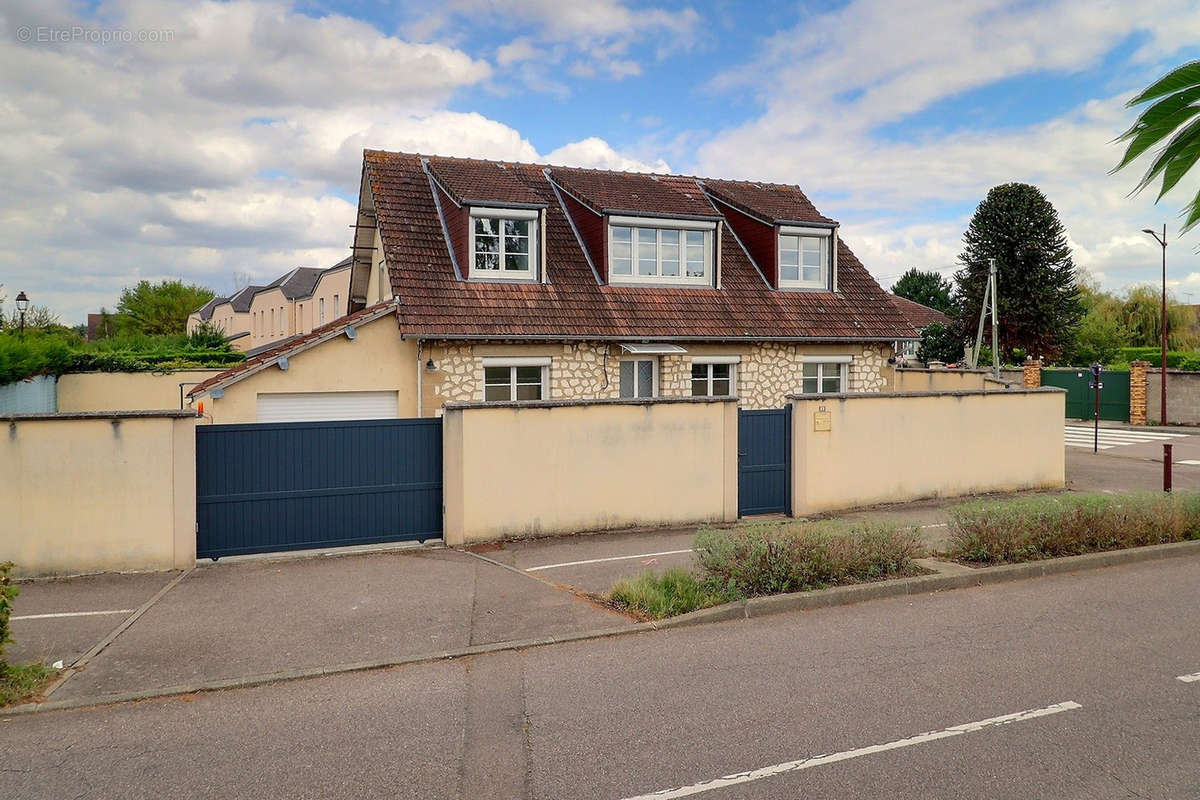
3 0 1200 322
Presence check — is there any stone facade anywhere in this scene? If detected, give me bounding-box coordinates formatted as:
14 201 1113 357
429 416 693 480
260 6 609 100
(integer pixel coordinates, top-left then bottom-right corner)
422 340 893 414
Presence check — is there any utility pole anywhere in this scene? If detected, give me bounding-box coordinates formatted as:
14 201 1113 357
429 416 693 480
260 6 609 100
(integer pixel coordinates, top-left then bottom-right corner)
990 258 999 380
971 258 1000 378
1142 225 1168 425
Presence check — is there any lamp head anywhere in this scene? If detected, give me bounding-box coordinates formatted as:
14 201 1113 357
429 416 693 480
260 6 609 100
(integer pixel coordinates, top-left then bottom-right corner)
15 291 28 312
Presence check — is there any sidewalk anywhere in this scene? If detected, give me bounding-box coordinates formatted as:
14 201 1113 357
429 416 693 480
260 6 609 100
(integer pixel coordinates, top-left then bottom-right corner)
9 547 631 705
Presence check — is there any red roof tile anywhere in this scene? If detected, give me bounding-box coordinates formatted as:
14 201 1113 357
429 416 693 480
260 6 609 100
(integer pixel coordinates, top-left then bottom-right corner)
703 178 834 225
427 155 547 207
889 294 952 329
362 150 917 342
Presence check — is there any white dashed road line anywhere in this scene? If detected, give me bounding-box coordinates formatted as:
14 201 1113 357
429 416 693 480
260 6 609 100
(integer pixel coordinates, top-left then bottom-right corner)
1177 672 1200 683
619 701 1083 800
12 609 136 621
526 550 694 572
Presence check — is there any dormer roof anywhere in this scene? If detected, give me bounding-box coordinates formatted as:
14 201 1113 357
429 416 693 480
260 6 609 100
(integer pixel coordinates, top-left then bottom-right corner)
702 178 834 226
427 155 548 208
549 166 719 219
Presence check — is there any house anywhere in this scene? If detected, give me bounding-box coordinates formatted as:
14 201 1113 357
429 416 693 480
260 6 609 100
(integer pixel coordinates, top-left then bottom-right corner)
188 151 917 423
187 258 352 352
887 294 952 361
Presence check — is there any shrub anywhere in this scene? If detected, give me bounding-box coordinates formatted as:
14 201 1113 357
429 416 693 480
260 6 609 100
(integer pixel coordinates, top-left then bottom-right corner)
609 569 734 619
0 328 245 385
0 561 16 667
947 492 1200 564
695 520 923 597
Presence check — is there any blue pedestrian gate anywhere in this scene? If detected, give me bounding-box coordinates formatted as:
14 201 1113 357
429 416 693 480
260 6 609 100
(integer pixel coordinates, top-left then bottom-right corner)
738 408 791 516
196 418 442 559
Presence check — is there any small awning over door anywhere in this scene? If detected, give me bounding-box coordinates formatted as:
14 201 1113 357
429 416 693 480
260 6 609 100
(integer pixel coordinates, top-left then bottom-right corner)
619 343 688 355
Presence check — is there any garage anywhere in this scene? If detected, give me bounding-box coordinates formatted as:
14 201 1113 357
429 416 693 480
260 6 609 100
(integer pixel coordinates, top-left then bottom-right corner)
256 390 398 423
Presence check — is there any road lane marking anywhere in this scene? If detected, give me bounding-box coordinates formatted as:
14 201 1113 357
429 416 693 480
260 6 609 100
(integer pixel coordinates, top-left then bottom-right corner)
619 700 1083 800
1064 426 1188 438
12 609 136 621
920 523 948 529
1177 672 1200 683
526 549 695 572
1177 460 1200 466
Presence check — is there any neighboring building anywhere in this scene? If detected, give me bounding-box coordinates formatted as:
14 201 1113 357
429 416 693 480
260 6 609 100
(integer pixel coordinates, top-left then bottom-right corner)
888 294 952 361
190 151 917 423
187 258 352 353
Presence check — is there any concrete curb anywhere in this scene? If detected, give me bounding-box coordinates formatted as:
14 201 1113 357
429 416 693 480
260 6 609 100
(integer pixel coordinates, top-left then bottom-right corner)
5 539 1198 718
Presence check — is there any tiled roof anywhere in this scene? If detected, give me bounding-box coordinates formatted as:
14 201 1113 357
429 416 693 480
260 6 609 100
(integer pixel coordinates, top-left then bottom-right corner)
277 267 324 300
549 165 718 218
229 285 263 312
427 156 547 207
888 294 952 329
703 178 834 225
189 300 399 397
193 296 227 320
362 149 917 341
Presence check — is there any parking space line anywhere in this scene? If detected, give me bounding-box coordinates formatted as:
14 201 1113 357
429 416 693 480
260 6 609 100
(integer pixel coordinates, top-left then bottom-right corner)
526 549 694 572
619 700 1083 800
1177 672 1200 683
12 609 135 621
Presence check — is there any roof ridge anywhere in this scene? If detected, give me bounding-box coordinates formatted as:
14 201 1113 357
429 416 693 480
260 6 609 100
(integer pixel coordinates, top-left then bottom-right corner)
363 148 820 196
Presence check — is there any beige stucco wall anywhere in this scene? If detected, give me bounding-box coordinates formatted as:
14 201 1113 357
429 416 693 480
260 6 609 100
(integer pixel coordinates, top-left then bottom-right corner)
442 398 739 544
422 340 894 413
364 227 387 306
893 369 990 393
58 370 228 412
302 266 352 334
0 413 197 577
248 287 291 349
791 389 1065 515
196 314 417 424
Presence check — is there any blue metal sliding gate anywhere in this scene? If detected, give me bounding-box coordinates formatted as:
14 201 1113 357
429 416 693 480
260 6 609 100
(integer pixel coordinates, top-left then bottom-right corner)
737 407 791 516
196 418 442 559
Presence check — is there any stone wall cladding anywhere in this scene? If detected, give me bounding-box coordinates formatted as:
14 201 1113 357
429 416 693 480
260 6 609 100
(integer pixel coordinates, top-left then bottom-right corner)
426 340 893 412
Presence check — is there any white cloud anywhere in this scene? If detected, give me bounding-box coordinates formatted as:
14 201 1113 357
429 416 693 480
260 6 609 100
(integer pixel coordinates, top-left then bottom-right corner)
696 0 1200 298
543 137 670 172
0 0 662 322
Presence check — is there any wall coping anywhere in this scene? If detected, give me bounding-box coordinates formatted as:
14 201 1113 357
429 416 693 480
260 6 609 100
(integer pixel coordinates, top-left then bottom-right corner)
895 367 991 374
445 396 739 411
1146 368 1200 376
787 387 1065 401
2 410 197 422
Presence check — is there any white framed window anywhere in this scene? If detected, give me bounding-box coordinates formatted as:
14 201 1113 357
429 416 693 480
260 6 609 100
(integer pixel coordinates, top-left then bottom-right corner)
779 226 834 289
608 216 715 286
691 358 737 397
483 360 548 402
801 360 847 394
319 297 326 324
470 208 539 281
279 306 285 335
619 357 657 398
333 294 339 315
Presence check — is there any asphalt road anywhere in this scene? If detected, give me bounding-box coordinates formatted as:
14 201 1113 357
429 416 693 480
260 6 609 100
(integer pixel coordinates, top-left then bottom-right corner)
4 556 1198 799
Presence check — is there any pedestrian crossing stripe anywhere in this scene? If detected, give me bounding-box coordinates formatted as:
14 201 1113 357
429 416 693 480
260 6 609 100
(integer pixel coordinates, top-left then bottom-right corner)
1064 425 1190 450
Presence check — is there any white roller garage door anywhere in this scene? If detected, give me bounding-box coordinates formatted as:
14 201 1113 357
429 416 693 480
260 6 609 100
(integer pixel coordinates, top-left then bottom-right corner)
256 391 398 423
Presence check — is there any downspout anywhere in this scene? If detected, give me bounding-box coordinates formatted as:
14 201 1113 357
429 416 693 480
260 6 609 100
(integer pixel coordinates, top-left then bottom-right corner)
416 339 424 419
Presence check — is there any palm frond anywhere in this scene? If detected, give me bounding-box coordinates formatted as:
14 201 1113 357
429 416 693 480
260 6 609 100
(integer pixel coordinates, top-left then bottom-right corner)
1126 61 1200 107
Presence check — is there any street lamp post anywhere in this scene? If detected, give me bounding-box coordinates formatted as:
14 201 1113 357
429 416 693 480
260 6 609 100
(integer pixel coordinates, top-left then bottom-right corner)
14 290 29 337
1142 226 1168 425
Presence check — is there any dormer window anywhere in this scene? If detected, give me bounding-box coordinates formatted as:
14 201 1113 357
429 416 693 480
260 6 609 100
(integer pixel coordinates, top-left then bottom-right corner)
607 216 715 286
470 208 539 281
779 226 835 290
